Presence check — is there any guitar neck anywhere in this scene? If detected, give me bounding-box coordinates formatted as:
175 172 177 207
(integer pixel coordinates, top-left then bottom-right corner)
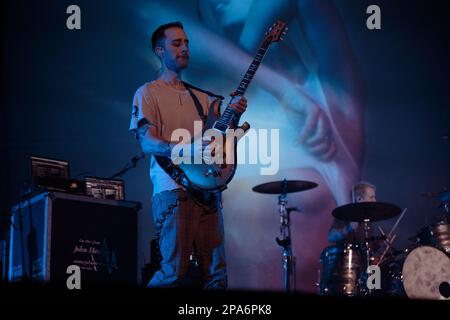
214 40 271 130
235 40 270 96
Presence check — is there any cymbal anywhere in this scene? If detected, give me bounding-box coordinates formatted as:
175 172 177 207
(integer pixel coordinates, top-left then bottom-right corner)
332 202 402 222
421 190 450 202
252 179 318 195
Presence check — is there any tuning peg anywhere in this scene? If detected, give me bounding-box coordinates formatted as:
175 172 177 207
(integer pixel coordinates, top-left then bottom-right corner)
280 37 284 41
285 27 289 31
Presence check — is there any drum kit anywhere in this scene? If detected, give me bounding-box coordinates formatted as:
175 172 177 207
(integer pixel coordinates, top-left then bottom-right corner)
320 190 450 299
252 179 450 299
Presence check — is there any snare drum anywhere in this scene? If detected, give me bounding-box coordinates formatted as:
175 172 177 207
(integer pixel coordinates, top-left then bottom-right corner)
319 243 364 296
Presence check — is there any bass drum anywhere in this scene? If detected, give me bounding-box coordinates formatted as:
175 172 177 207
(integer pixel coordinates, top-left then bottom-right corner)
318 243 364 296
402 246 450 300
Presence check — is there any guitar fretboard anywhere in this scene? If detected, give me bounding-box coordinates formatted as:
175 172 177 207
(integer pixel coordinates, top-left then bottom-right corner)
213 40 271 132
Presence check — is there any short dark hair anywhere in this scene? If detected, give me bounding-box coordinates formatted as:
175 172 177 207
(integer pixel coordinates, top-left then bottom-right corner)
151 21 184 51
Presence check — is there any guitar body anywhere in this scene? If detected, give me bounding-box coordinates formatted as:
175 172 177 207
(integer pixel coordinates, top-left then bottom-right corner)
177 103 249 191
155 102 250 192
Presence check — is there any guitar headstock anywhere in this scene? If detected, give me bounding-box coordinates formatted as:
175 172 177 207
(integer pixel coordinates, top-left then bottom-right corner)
264 20 287 44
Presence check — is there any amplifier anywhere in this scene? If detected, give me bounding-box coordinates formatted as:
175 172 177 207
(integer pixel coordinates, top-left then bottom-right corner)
30 176 86 195
8 191 141 288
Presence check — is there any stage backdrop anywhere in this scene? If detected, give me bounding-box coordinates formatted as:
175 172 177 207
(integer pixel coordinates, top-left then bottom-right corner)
2 0 449 292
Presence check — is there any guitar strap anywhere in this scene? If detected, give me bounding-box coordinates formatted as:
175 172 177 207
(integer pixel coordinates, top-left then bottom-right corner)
182 81 224 125
182 81 224 100
177 81 224 211
184 84 207 125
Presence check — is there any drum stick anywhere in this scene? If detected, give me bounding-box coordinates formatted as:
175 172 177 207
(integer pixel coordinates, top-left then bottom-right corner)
387 208 407 239
375 209 406 266
377 234 397 266
377 226 386 238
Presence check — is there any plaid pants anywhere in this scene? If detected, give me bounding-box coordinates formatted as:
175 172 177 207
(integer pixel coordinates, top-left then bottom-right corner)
148 188 227 288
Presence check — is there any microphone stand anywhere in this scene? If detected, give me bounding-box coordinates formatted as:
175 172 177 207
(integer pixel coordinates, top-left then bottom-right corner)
109 152 146 180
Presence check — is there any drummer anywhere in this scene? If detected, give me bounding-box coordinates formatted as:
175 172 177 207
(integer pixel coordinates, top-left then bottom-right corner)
327 181 377 243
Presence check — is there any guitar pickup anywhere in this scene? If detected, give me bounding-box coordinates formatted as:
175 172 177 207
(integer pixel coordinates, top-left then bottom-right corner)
212 121 228 134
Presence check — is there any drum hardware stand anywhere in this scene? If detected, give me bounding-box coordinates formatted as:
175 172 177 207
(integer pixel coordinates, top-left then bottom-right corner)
316 269 321 293
361 218 373 295
275 190 298 292
442 194 449 219
252 179 318 293
444 202 449 226
362 219 372 267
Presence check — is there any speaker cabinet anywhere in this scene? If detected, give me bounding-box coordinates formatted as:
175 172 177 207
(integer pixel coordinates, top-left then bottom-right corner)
8 191 140 288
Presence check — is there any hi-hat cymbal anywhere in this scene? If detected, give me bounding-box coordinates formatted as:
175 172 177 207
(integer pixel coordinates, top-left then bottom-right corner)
332 202 402 222
252 179 318 194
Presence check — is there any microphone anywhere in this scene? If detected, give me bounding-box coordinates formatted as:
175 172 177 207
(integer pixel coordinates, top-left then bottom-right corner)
130 151 146 166
131 151 145 161
109 152 146 180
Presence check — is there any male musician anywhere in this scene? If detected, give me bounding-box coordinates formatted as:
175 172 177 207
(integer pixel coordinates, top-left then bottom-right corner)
129 22 247 288
327 181 377 243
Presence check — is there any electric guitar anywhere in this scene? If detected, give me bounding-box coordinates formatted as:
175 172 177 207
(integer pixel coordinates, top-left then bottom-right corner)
154 21 287 193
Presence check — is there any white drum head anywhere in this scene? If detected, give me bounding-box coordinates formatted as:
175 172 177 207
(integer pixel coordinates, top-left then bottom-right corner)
402 246 450 300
